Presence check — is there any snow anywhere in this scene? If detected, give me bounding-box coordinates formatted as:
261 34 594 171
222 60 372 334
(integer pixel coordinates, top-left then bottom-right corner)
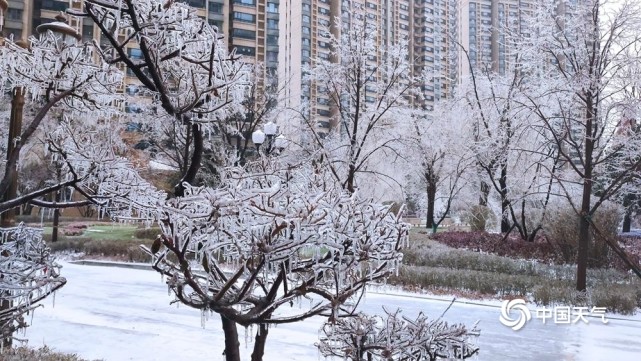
22 262 641 361
148 160 178 172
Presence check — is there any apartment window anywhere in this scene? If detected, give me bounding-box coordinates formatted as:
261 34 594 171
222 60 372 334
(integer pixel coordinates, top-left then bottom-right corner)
82 23 94 40
267 2 278 13
318 41 329 49
319 8 330 15
235 45 256 56
128 48 143 60
233 12 256 23
185 0 205 7
41 0 68 11
302 26 310 34
266 51 278 62
302 38 310 46
303 4 311 12
366 2 377 9
232 28 256 39
209 2 223 14
7 8 22 20
267 35 278 45
400 14 408 20
208 19 223 29
400 4 408 11
302 15 310 24
317 109 331 117
319 19 329 27
233 0 255 6
267 19 278 29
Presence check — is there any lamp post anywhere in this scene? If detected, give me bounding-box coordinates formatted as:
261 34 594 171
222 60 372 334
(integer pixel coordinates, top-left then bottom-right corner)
0 0 7 36
252 121 288 155
35 14 82 243
0 0 28 228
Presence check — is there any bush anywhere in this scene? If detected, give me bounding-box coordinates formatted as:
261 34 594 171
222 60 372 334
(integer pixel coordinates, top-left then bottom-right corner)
133 227 162 240
0 346 100 361
590 286 639 314
48 237 154 263
544 202 623 267
462 205 494 232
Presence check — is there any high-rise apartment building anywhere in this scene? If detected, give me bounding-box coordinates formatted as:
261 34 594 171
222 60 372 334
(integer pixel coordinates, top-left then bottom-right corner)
3 1 280 98
279 0 415 136
456 0 533 79
2 0 534 126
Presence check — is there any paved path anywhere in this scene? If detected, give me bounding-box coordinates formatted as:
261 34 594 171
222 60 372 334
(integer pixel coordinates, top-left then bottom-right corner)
23 262 641 361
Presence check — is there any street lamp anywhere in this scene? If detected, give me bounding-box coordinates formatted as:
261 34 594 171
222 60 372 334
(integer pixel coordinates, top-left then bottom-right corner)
34 14 82 242
0 0 8 35
252 122 288 154
36 13 82 43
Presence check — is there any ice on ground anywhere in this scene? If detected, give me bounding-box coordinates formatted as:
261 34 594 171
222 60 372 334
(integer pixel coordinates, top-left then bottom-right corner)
24 262 641 361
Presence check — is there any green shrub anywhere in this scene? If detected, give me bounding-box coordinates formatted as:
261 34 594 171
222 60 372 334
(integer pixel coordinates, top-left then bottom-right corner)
544 202 623 267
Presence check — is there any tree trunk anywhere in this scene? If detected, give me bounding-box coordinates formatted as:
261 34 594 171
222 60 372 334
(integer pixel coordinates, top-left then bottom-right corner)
250 323 269 361
499 166 510 233
221 316 241 361
622 194 633 233
425 178 436 231
174 124 203 197
577 100 595 292
51 190 60 243
479 181 490 207
0 297 12 348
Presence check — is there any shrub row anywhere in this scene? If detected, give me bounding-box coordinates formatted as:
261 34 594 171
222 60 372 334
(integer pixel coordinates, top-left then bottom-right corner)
0 346 100 361
391 265 641 314
47 237 154 263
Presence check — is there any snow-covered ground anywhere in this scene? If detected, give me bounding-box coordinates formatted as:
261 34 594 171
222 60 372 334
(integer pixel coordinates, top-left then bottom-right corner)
23 262 641 361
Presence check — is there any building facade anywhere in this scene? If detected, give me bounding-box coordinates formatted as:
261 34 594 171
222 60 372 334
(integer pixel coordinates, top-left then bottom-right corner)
2 0 534 128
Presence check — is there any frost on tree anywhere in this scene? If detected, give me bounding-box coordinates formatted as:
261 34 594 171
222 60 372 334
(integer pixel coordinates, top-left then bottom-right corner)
70 0 249 195
0 20 125 214
318 309 479 361
303 2 418 196
142 158 408 326
0 224 65 346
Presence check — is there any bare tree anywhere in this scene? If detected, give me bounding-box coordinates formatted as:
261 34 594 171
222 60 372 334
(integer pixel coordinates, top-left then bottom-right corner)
301 4 418 195
519 0 641 289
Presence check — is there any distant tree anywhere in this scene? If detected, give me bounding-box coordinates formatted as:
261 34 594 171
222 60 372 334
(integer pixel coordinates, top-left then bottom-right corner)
302 3 418 196
519 0 641 289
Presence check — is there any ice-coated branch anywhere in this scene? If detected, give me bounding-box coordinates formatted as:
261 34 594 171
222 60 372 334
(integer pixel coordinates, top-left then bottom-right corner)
75 0 248 124
317 309 480 361
0 224 66 346
142 157 409 327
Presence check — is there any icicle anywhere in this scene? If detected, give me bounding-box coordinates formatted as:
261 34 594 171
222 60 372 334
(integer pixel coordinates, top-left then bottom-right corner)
244 326 249 348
